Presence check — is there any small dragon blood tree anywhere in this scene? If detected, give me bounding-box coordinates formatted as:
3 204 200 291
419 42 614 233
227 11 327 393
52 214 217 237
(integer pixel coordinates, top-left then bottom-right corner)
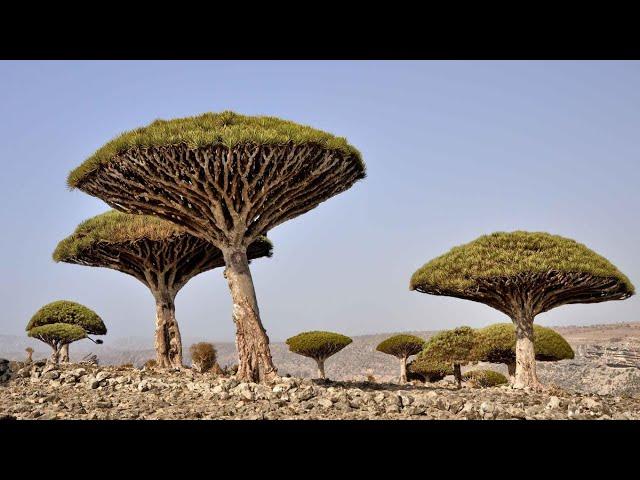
67 111 365 382
26 301 106 363
407 357 453 383
475 323 574 382
286 331 353 380
410 231 634 390
376 334 425 383
416 327 478 388
54 210 272 369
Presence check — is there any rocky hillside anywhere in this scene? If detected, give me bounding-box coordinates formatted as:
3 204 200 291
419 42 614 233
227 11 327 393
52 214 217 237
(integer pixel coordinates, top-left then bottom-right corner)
2 361 639 420
3 322 640 396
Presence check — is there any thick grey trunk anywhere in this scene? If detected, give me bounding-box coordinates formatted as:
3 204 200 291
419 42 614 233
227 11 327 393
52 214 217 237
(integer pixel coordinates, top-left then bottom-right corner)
399 356 408 383
223 247 277 383
60 344 70 363
512 313 541 390
316 358 326 379
453 363 462 388
154 292 183 369
49 343 61 364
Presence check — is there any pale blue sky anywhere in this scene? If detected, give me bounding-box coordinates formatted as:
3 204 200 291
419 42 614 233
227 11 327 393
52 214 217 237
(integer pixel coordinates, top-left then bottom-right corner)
1 61 638 345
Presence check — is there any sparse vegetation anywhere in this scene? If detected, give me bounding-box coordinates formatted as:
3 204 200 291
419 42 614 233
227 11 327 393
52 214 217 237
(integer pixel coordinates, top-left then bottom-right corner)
286 331 353 380
463 370 508 388
190 342 218 373
25 347 33 363
376 334 425 383
143 359 157 369
410 231 634 389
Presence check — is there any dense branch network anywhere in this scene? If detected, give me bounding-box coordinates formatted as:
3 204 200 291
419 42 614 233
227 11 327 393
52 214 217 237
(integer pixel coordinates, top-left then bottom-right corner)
75 143 365 248
413 270 632 320
59 233 271 295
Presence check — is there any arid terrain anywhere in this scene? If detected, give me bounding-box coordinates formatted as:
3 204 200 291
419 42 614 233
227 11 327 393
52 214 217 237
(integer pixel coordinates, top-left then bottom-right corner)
2 322 640 420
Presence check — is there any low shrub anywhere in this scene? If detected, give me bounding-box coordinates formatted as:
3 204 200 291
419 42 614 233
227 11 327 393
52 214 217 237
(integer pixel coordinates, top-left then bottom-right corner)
143 359 157 369
463 369 508 388
189 342 218 373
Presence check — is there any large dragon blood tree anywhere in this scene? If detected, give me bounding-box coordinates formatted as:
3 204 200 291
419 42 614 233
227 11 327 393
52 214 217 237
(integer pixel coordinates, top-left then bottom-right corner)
53 210 272 369
67 111 365 382
410 231 634 390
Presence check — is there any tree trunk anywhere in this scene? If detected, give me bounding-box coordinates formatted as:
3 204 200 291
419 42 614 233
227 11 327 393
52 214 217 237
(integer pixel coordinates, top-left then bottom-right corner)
512 313 542 390
223 247 277 383
453 363 462 388
507 362 516 383
50 343 60 364
399 356 408 383
60 344 70 363
153 292 183 369
316 358 326 379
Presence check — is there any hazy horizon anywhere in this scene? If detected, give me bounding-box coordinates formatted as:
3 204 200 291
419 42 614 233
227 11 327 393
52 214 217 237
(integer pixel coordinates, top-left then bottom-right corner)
1 60 638 343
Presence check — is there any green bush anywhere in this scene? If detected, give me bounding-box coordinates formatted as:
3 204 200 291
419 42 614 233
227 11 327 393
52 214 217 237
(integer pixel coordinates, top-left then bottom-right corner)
463 369 508 388
475 323 574 364
407 357 453 382
27 300 106 335
376 335 424 358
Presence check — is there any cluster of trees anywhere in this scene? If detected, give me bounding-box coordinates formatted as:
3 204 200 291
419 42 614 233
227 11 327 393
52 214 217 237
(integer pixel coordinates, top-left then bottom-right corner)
26 112 364 377
25 112 634 390
396 324 574 388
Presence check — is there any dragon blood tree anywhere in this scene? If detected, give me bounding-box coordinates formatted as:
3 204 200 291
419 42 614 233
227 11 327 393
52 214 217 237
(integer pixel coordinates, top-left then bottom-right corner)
417 327 478 388
376 334 425 383
286 331 353 380
410 231 634 390
475 323 574 382
67 111 365 382
26 301 106 363
53 210 272 369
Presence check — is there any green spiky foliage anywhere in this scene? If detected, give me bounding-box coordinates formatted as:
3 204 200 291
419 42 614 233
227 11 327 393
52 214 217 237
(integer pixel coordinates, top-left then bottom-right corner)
420 327 478 365
26 300 106 336
67 111 364 188
376 335 425 358
53 210 273 285
407 357 453 383
286 331 353 360
410 231 633 303
463 369 508 388
475 323 574 365
416 327 478 387
376 334 425 383
28 323 87 343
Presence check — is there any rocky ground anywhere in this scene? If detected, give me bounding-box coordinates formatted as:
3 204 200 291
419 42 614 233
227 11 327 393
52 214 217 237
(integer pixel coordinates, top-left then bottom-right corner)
2 360 640 420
